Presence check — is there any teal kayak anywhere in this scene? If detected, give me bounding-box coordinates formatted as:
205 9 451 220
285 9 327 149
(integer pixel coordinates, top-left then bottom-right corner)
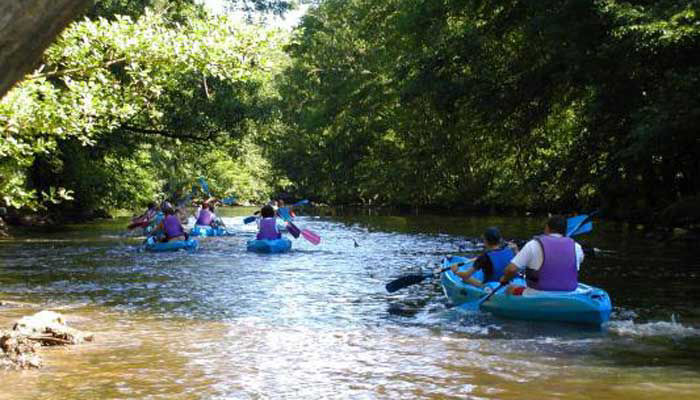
440 256 612 325
246 238 292 253
190 225 234 237
145 237 199 252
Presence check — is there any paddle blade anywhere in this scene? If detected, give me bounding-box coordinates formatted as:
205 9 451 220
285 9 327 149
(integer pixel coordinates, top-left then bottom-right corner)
243 216 257 224
567 214 593 237
293 199 309 206
385 273 430 293
222 197 236 205
198 177 210 196
301 229 321 245
287 222 301 238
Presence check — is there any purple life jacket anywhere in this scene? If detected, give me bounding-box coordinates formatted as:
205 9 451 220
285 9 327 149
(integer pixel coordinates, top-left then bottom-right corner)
196 209 214 226
257 218 281 240
164 215 185 239
526 235 578 291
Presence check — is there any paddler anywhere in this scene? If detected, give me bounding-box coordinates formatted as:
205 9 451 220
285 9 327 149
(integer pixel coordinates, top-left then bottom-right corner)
450 227 518 287
151 205 188 242
499 215 584 295
256 205 282 240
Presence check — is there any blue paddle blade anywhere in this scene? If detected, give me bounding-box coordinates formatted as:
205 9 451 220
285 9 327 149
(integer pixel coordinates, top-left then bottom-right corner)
567 215 593 236
198 177 210 195
243 216 256 224
222 197 236 205
293 199 309 206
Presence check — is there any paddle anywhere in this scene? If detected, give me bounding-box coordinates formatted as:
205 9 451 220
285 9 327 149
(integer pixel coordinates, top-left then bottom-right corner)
286 221 301 238
198 177 210 196
292 199 309 206
276 206 321 245
300 227 321 245
222 197 236 206
566 211 598 237
386 262 465 293
477 282 507 305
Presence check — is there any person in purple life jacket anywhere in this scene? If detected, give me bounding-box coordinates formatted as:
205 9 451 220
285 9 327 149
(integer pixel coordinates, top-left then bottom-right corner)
256 205 282 240
500 215 584 295
450 227 519 287
195 203 218 227
152 206 188 242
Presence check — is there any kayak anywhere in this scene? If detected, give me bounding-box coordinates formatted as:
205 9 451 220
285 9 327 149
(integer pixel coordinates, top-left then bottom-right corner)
440 256 612 325
145 237 199 253
190 225 233 237
246 238 292 253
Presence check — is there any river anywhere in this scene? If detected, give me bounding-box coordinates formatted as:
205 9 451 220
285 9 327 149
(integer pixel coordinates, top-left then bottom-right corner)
1 208 698 399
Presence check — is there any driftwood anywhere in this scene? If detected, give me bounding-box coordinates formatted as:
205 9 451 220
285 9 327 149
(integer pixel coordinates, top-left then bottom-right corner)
1 310 94 370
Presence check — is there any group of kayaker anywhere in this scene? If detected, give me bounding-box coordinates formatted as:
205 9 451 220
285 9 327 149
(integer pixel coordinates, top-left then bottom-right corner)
452 215 583 296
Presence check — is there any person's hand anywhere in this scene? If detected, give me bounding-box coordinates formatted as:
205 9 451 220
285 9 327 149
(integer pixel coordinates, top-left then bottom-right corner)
451 264 459 273
499 276 508 285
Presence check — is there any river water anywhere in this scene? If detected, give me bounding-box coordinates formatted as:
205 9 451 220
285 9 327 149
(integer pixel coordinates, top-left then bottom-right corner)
1 208 698 399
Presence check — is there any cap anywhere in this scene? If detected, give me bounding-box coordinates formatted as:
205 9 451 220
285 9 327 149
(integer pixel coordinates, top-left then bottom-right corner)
483 227 502 244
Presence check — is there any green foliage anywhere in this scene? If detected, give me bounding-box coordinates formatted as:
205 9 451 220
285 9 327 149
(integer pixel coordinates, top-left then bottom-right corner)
0 5 284 215
268 0 700 217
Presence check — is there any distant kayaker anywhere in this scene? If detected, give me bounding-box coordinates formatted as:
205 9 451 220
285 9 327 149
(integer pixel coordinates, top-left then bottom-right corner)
256 205 282 240
151 206 188 242
195 203 218 227
500 215 584 294
127 202 158 230
276 199 296 221
450 227 517 287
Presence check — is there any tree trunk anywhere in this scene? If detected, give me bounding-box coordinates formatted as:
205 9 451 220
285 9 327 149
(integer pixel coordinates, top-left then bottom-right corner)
0 0 91 98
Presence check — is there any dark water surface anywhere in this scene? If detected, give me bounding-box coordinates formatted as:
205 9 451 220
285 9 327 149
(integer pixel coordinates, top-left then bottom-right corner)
1 209 698 399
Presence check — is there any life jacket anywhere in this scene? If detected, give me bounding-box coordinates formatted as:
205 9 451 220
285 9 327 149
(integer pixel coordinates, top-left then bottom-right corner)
526 235 578 291
196 209 214 226
257 217 281 240
277 207 293 221
484 247 515 283
163 215 185 239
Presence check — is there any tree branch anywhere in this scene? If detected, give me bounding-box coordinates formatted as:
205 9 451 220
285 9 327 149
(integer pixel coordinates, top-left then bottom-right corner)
120 124 216 142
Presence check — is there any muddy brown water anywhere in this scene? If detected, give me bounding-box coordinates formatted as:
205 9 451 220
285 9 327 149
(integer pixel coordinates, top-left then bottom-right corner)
1 208 698 399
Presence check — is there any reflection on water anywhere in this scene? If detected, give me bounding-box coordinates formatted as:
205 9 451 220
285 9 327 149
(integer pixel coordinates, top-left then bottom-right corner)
1 209 699 399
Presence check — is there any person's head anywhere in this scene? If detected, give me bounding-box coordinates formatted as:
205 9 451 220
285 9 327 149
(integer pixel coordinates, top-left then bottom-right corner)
161 201 172 211
208 204 215 213
278 199 285 207
545 215 567 235
261 205 275 218
164 207 175 216
483 227 502 246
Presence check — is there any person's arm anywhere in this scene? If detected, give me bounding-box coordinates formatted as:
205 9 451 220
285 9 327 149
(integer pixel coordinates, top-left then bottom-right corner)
453 266 484 287
499 263 520 284
499 240 535 284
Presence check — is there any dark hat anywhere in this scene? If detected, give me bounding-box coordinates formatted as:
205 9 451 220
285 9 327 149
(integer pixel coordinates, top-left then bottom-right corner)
483 227 502 244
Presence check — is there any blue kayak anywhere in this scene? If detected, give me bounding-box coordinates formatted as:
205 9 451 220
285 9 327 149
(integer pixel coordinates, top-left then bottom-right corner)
246 238 292 253
190 225 233 237
145 238 199 253
440 256 612 325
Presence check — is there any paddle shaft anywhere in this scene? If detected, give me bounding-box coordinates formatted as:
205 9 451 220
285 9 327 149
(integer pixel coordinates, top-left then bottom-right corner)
479 282 507 305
